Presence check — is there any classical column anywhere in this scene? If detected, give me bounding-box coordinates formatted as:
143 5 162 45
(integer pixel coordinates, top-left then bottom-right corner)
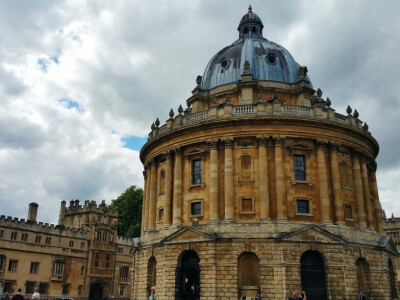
163 151 172 228
209 141 219 223
329 143 344 225
361 157 375 229
141 170 148 235
370 168 383 233
172 148 183 227
144 166 151 232
148 159 158 231
352 150 367 228
224 139 234 223
316 141 331 224
258 137 270 222
274 137 287 222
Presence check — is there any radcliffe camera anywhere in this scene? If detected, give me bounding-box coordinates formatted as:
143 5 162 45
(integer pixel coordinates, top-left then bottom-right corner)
0 3 399 300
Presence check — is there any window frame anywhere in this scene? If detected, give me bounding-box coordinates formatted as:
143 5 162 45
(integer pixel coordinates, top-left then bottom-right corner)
25 281 36 294
8 260 18 272
185 147 207 190
157 207 164 224
294 197 313 216
188 199 204 219
158 168 166 195
30 262 39 274
10 232 17 240
287 143 313 186
238 153 255 183
239 197 255 215
21 233 28 242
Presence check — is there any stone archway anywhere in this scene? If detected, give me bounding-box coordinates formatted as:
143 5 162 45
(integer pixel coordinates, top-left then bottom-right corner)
300 250 327 300
175 250 200 300
89 283 103 300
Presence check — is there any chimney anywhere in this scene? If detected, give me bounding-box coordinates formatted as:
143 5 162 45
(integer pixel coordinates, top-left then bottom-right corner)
27 202 39 222
58 200 67 225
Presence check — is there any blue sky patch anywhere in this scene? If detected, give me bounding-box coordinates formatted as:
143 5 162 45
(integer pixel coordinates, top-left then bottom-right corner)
59 98 84 112
121 136 147 151
37 55 60 72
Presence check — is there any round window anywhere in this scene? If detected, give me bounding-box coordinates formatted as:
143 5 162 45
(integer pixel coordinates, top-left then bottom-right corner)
266 53 277 65
220 58 230 69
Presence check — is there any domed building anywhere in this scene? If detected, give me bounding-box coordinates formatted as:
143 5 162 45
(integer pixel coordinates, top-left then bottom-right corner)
132 7 398 300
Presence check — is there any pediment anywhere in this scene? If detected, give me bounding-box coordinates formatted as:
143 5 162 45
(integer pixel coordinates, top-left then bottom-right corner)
379 236 398 254
286 142 313 151
184 147 208 158
162 226 216 244
278 225 346 244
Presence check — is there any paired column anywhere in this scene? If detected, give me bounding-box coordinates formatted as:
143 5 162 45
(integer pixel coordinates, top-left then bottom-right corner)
163 152 172 228
144 166 151 232
352 151 367 228
258 137 270 222
316 141 331 224
209 141 219 223
172 148 183 227
224 139 234 223
370 169 383 233
141 170 148 235
148 159 158 231
360 157 375 229
329 143 344 224
274 137 287 221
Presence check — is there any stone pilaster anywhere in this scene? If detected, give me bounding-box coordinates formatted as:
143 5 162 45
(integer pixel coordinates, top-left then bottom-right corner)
316 141 331 224
224 139 234 223
370 168 383 233
274 137 287 222
172 148 183 227
258 137 270 222
141 170 148 235
209 141 219 224
148 159 158 231
163 151 172 228
361 157 375 230
352 150 367 229
329 143 344 225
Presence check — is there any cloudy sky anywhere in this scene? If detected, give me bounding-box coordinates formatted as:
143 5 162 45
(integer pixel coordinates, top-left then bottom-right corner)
0 0 399 224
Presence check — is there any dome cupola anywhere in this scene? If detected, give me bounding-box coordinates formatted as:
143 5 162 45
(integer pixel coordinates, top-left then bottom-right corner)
237 5 264 37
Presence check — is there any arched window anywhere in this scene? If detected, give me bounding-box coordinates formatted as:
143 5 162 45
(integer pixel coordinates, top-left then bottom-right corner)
175 250 200 300
147 257 157 297
240 154 253 181
300 251 327 299
356 258 371 296
238 252 260 298
389 259 398 298
340 162 351 189
159 169 165 194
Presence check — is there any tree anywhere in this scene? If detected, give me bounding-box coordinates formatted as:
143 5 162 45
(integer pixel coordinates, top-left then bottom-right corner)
109 185 143 237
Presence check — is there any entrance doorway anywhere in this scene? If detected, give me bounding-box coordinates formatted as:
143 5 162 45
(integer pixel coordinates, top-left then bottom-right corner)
175 250 200 300
300 251 327 300
89 283 103 300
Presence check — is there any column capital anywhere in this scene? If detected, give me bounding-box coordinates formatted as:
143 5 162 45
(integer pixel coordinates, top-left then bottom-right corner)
143 170 147 179
349 148 363 159
163 149 173 159
257 136 268 146
315 140 328 150
208 140 219 150
273 136 284 146
173 147 183 156
328 142 340 152
151 157 158 166
223 139 233 149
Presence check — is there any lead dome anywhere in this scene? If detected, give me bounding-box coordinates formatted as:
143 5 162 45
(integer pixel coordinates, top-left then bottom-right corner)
201 6 312 90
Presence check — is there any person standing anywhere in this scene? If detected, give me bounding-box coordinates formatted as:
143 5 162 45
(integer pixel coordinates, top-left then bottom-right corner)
285 290 307 300
2 292 10 300
359 292 366 300
255 293 262 300
11 289 24 300
31 289 40 300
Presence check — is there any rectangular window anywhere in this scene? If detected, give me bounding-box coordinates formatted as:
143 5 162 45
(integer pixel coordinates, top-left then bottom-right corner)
191 202 202 216
117 247 123 254
120 267 129 280
30 262 39 274
0 230 3 238
241 198 253 213
25 281 36 294
4 281 14 293
11 232 17 240
39 283 48 295
119 286 125 296
21 233 28 241
296 199 310 214
80 242 85 249
69 240 74 247
45 237 51 245
35 235 41 243
62 284 70 295
344 204 353 220
8 260 17 272
294 155 306 180
192 160 202 184
52 262 65 276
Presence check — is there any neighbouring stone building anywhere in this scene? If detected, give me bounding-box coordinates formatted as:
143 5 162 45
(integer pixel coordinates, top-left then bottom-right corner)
384 213 400 286
132 6 399 300
0 201 138 299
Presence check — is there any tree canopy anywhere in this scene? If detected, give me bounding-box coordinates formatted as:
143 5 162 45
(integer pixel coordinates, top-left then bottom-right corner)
109 185 143 237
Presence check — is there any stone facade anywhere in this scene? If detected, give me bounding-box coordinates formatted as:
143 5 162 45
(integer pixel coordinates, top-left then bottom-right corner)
0 201 137 299
383 214 400 286
133 7 398 300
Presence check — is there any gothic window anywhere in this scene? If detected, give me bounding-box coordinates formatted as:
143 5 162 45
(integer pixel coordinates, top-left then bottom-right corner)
0 254 5 274
94 253 99 268
239 154 254 181
105 254 110 269
81 266 84 275
159 169 165 194
192 160 202 184
294 155 306 180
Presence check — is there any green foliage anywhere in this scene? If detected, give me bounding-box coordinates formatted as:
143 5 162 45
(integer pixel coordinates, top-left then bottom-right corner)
109 185 143 238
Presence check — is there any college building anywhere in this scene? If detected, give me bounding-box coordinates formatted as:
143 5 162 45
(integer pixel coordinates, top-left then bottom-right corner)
132 6 399 300
0 201 137 299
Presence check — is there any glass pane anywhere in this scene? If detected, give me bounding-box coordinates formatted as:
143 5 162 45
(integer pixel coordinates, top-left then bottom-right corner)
294 155 306 180
297 200 309 213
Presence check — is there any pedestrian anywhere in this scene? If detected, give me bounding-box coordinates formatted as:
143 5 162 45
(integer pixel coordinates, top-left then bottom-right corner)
241 296 246 300
11 289 24 300
285 290 307 300
3 292 10 300
149 290 156 300
359 291 366 300
255 293 262 300
31 289 40 300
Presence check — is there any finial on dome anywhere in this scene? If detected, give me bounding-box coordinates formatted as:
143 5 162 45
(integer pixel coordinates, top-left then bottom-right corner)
248 5 252 11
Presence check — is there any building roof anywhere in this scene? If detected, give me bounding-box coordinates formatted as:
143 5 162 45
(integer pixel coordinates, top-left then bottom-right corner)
201 7 312 90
